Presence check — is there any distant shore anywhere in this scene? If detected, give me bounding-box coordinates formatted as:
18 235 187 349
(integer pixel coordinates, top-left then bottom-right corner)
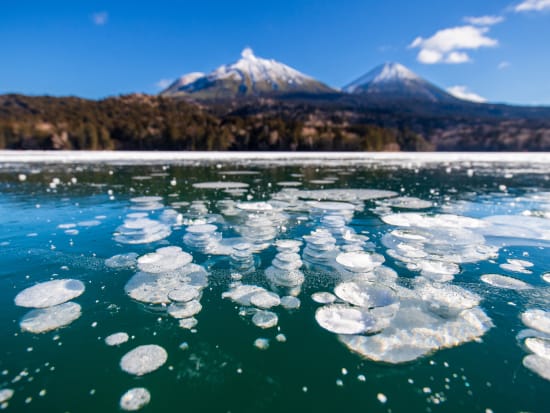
1 150 549 165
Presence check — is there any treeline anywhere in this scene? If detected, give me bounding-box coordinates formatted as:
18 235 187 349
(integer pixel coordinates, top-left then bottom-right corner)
0 94 431 151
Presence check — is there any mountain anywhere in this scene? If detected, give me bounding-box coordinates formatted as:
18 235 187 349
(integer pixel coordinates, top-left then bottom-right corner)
161 48 335 99
343 62 458 103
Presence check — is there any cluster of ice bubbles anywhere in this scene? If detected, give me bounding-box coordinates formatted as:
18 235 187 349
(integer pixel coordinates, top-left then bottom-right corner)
381 213 498 283
124 246 208 330
14 279 85 334
233 202 288 251
302 201 370 270
265 240 304 296
518 309 550 381
222 239 304 346
114 197 175 244
312 250 493 363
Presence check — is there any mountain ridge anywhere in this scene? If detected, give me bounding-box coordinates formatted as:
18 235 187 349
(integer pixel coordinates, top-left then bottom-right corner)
161 48 335 99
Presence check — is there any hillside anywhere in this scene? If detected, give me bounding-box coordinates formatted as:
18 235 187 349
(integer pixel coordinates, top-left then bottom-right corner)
1 93 549 152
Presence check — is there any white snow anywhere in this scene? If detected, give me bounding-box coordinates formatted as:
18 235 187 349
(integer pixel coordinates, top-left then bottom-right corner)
343 62 420 93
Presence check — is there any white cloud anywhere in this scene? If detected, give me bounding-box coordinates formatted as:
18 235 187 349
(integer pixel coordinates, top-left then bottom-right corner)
155 79 173 90
464 15 504 26
447 85 487 103
91 12 108 26
446 51 471 63
515 0 550 12
498 61 511 70
410 25 498 64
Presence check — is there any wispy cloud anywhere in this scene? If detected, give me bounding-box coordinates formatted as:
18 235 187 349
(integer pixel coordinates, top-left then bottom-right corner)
464 15 504 26
410 25 498 64
498 61 511 70
447 85 487 103
155 79 173 90
91 12 108 26
514 0 550 12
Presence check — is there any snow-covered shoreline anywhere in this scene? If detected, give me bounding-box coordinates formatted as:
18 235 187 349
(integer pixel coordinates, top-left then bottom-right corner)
0 150 549 165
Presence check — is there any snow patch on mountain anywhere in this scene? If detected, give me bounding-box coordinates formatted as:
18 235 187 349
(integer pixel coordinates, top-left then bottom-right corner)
344 63 420 93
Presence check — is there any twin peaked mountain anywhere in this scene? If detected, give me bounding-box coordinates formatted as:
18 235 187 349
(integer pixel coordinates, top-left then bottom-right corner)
161 48 459 103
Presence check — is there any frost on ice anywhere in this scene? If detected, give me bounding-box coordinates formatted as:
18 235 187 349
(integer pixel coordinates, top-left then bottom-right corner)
15 279 85 308
120 345 168 376
119 387 151 411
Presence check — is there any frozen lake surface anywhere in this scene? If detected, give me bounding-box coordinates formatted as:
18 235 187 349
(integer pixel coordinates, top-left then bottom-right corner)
0 151 549 412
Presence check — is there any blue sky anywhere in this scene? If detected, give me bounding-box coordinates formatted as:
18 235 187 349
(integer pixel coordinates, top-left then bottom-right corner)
1 0 549 105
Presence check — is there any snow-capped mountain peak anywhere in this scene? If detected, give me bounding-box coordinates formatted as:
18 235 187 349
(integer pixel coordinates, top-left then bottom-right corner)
344 62 420 93
161 48 334 98
343 62 457 103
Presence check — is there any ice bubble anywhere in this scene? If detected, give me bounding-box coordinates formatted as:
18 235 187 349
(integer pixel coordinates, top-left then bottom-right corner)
412 260 459 282
522 310 550 334
316 305 376 335
481 274 532 290
339 305 493 363
137 248 192 273
415 281 480 317
120 344 167 376
222 285 267 306
15 279 85 309
254 338 270 350
105 332 129 346
0 389 14 403
265 267 305 287
336 252 385 273
307 201 356 213
178 317 198 330
236 202 274 211
280 296 301 310
276 333 287 342
252 311 278 329
311 292 337 304
295 189 397 202
507 259 534 268
334 282 398 309
186 224 218 234
125 264 208 304
105 253 138 269
380 196 433 210
277 181 302 187
119 387 151 411
114 217 171 244
20 302 81 333
382 213 486 229
275 239 302 250
168 286 200 303
167 300 202 319
193 181 249 189
499 263 532 274
523 354 550 381
525 337 550 359
250 291 281 309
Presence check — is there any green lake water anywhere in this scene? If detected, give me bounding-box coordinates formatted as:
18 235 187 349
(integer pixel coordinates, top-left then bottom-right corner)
0 154 549 412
